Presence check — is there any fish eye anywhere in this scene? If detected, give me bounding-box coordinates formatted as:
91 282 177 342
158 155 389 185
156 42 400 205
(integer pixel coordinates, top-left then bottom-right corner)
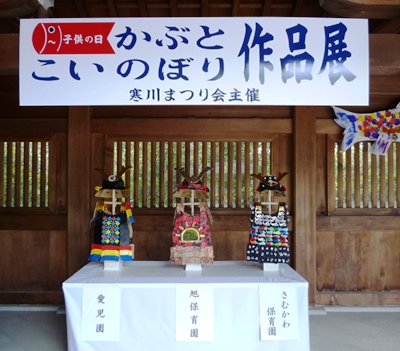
48 26 55 34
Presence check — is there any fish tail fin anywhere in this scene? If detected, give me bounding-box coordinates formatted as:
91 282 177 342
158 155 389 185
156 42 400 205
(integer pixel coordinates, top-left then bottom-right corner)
332 106 354 128
332 106 358 152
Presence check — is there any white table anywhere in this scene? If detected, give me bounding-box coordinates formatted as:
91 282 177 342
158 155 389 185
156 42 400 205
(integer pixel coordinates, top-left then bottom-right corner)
63 261 309 351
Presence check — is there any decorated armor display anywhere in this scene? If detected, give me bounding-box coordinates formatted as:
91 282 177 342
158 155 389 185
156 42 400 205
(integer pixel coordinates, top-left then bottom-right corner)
88 166 135 262
170 167 214 265
246 172 290 264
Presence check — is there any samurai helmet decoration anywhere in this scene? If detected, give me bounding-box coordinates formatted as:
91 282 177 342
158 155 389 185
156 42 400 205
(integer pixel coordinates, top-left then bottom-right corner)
94 165 132 199
251 172 289 196
173 166 213 200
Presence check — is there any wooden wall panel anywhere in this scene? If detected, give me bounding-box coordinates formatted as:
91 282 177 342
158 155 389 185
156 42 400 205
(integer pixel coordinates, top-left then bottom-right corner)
211 231 248 261
316 135 328 215
316 230 336 291
316 216 400 305
0 230 67 304
334 231 361 291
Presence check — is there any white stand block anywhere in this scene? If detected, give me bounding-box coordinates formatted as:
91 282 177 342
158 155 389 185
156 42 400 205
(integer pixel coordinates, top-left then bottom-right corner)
263 263 279 271
185 264 202 271
104 260 123 270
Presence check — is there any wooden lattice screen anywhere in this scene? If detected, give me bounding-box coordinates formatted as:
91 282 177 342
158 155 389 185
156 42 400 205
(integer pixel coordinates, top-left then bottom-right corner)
113 141 272 208
334 141 399 209
1 141 49 208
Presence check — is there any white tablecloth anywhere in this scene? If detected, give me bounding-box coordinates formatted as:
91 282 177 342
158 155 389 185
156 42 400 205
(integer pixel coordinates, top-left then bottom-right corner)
63 261 309 351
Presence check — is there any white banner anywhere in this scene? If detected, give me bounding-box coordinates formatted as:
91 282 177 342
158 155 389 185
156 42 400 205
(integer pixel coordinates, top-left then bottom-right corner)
81 284 121 341
259 284 299 341
175 284 214 341
19 17 369 106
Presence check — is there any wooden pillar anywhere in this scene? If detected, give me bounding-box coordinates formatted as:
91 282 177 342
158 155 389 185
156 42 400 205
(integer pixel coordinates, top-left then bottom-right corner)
293 106 317 306
67 106 91 276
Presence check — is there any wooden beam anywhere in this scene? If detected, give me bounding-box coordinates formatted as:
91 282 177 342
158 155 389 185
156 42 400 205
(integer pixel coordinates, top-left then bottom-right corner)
105 0 119 17
261 0 273 16
232 0 240 16
317 215 400 231
369 34 400 76
0 214 66 229
316 292 400 306
292 0 305 16
137 0 148 17
201 0 209 17
0 0 40 18
67 106 91 276
91 117 292 139
319 0 400 19
170 0 178 16
0 118 67 138
73 0 89 17
372 19 400 34
370 76 400 96
0 292 64 305
293 106 317 306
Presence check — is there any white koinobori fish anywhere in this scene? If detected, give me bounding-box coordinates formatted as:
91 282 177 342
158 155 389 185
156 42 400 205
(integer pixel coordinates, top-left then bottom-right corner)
332 102 400 155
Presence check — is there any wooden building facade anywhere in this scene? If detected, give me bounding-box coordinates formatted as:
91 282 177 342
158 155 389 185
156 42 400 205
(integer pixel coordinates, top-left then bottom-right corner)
0 21 400 306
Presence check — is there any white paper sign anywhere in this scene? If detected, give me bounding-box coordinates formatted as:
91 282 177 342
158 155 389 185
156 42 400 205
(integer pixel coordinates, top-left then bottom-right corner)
175 284 214 341
81 284 121 341
19 17 369 106
259 284 299 340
